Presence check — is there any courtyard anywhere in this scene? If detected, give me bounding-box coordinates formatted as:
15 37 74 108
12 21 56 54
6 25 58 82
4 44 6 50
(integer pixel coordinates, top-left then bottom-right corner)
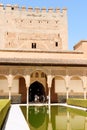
1 102 87 130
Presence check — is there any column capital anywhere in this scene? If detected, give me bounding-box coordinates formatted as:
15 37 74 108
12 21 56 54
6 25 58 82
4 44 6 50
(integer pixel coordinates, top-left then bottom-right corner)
47 75 52 88
25 75 30 105
82 76 87 88
7 74 13 87
25 75 30 88
65 75 70 88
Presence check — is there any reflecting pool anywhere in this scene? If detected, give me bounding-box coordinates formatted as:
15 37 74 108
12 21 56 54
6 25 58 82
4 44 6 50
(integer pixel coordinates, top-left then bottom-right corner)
20 105 87 130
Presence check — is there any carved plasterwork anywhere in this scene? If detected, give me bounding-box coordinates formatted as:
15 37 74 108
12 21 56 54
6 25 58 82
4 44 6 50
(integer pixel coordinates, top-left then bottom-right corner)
51 69 66 76
0 68 9 75
68 69 83 76
12 69 26 75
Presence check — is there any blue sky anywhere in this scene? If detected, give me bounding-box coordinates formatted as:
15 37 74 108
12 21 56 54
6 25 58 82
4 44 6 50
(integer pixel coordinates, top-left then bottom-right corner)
0 0 87 50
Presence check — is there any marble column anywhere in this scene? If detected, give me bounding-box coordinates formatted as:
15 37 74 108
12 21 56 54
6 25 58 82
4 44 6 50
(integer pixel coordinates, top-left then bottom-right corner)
66 87 69 100
67 111 71 130
65 75 70 100
7 74 13 100
25 75 30 105
8 87 11 100
47 75 52 106
82 76 87 99
85 117 87 130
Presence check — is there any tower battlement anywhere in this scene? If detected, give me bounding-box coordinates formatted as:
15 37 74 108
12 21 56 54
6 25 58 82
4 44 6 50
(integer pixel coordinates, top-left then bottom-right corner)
0 3 68 51
0 3 67 16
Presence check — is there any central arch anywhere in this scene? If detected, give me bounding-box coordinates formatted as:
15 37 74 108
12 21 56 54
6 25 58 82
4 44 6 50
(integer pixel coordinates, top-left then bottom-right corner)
29 81 46 103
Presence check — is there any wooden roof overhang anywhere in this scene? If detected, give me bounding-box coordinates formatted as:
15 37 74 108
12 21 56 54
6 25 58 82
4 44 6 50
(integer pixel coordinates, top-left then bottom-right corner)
0 58 87 67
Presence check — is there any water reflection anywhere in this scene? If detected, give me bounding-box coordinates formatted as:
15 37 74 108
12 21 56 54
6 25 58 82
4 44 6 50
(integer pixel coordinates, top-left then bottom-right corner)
29 106 47 129
21 105 87 130
48 105 53 130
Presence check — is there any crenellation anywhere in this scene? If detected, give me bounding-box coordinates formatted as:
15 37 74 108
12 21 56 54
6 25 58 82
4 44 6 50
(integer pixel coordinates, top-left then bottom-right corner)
28 7 33 12
55 8 60 13
62 8 67 16
41 7 47 13
6 4 12 11
48 8 54 13
0 3 67 18
13 5 19 11
21 6 26 11
34 7 40 13
0 3 4 10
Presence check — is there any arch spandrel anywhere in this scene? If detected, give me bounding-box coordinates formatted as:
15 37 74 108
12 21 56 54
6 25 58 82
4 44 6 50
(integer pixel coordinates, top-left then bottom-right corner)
12 69 26 75
13 74 25 79
0 68 10 75
53 75 65 81
0 75 7 79
70 75 82 81
29 68 50 76
30 70 47 89
68 69 83 76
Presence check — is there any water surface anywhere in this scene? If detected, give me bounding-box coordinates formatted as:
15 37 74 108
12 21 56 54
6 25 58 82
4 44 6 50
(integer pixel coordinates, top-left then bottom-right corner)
20 105 87 130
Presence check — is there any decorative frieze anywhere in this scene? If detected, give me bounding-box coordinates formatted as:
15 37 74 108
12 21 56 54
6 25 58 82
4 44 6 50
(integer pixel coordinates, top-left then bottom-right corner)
0 68 9 75
68 69 83 76
12 69 26 75
51 69 66 76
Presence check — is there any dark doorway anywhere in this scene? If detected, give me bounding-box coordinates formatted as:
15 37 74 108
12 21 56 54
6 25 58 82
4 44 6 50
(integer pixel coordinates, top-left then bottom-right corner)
29 81 46 103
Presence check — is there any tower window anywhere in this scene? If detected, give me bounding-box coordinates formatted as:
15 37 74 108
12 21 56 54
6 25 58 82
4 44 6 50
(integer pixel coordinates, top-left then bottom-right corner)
41 72 45 78
32 43 36 48
35 72 39 78
11 7 14 10
55 42 58 47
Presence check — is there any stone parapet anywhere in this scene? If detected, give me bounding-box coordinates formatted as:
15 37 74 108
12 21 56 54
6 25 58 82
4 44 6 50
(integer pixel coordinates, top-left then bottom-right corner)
0 3 67 16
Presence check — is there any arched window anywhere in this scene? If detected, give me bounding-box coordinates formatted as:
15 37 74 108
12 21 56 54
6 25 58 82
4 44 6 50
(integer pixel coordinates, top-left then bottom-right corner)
35 72 39 78
41 72 45 78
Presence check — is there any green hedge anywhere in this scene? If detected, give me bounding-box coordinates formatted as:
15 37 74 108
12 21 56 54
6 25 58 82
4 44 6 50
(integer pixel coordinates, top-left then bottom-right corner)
67 98 87 108
0 99 11 129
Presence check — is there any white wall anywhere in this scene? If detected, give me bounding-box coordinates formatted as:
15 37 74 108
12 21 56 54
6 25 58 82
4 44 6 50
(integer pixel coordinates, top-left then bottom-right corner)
0 79 19 94
55 78 83 93
70 80 83 92
0 79 8 93
12 79 19 93
55 79 66 93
